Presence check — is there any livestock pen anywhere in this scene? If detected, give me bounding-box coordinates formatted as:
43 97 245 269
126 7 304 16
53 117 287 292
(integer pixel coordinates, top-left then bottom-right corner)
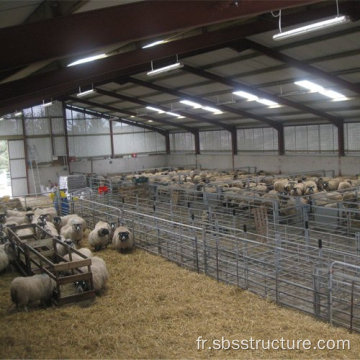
71 194 360 333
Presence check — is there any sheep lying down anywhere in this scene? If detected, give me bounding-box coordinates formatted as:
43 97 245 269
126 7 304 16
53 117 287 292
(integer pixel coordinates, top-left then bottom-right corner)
10 274 57 312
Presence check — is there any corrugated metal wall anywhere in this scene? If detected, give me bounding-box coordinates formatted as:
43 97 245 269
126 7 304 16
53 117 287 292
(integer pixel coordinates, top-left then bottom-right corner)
66 110 166 157
170 132 195 152
345 123 360 153
200 130 231 152
285 124 338 153
237 128 278 152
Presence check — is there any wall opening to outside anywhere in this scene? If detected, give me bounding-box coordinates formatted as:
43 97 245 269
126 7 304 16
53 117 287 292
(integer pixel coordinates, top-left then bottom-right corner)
0 140 11 197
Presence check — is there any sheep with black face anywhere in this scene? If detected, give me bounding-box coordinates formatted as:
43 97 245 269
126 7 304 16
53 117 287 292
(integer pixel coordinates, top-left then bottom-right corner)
88 221 112 251
112 226 134 252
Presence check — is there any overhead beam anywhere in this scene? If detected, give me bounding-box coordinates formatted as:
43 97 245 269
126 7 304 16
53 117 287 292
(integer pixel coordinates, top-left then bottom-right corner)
245 39 360 95
95 88 233 131
1 1 355 116
0 0 322 71
66 96 195 133
127 77 281 130
183 65 344 127
65 104 168 136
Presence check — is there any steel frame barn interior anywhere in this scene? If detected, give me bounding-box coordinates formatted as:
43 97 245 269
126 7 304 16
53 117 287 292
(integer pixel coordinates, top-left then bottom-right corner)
2 0 360 334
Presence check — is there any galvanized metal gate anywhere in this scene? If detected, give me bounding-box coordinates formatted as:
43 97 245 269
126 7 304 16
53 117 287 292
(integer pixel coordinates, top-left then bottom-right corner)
330 261 360 332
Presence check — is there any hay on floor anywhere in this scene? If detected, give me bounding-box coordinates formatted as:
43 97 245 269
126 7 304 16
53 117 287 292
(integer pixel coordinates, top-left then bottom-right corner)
0 236 359 359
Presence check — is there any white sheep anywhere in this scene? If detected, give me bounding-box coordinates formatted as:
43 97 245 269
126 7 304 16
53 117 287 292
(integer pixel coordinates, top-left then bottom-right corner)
63 248 93 262
6 209 34 222
112 226 134 252
10 274 57 311
89 256 109 293
274 179 290 193
338 181 352 191
5 215 30 226
33 207 57 222
54 214 87 232
0 244 12 272
15 227 34 238
36 220 59 239
55 236 76 257
323 179 340 191
88 221 112 251
60 217 85 245
303 180 318 195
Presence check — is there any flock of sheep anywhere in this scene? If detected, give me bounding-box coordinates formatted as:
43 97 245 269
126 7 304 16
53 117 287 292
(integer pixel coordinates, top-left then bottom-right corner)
0 205 135 312
106 169 360 212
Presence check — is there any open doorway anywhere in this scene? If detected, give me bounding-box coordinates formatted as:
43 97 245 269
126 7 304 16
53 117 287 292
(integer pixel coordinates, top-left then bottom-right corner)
0 140 11 197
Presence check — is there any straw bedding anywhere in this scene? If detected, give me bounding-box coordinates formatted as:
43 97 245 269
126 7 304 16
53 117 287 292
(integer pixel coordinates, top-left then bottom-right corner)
0 235 359 359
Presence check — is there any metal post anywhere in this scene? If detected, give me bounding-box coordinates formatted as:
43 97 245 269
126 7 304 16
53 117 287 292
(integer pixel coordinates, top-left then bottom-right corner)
202 227 207 275
243 224 248 289
349 280 355 333
275 232 281 304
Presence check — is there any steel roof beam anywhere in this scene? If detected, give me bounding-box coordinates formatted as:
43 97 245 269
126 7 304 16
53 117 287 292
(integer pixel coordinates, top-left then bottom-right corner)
127 77 282 130
1 1 356 116
66 96 195 133
183 65 344 127
244 39 360 95
95 88 233 132
0 0 322 71
65 104 168 136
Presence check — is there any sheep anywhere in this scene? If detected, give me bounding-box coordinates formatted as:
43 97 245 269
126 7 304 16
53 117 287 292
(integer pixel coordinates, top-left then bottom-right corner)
33 207 57 222
10 274 57 311
36 220 59 239
4 215 31 226
338 181 352 191
54 236 76 257
291 181 305 196
112 226 134 252
274 179 290 193
0 242 15 273
89 256 109 293
323 179 340 191
63 248 93 262
15 227 34 238
60 216 85 245
303 180 318 195
6 209 34 222
88 221 112 251
54 214 87 231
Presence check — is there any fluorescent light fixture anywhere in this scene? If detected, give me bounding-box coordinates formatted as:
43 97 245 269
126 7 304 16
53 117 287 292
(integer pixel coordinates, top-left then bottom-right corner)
256 99 281 108
295 80 348 101
233 90 281 108
142 40 167 49
202 106 223 115
180 100 202 109
67 53 107 67
77 89 96 97
180 99 223 114
166 111 184 119
148 120 153 123
15 111 22 117
232 90 258 102
0 117 4 121
146 106 165 114
147 61 183 76
273 15 350 41
130 115 135 118
42 100 53 108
